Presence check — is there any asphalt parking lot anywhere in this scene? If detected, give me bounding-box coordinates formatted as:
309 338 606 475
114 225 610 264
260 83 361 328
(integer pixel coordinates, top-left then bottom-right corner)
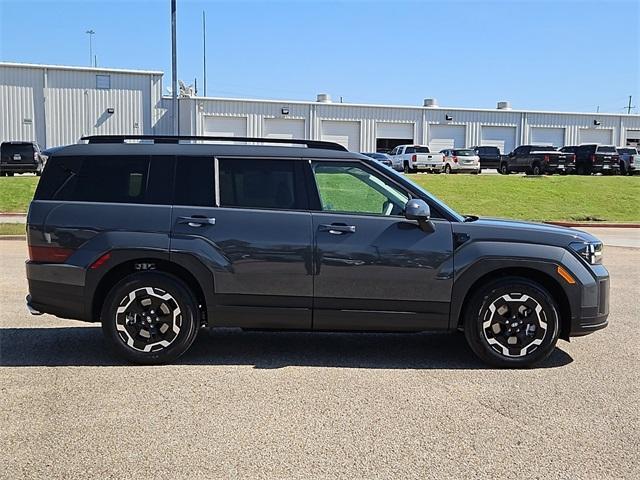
1 239 638 479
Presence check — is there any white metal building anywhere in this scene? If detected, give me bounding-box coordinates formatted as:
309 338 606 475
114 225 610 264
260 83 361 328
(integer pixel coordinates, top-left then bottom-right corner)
176 95 640 153
2 62 639 151
0 62 165 148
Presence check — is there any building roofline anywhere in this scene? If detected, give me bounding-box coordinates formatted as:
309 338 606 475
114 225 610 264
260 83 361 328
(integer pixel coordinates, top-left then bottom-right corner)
173 95 639 118
0 61 163 76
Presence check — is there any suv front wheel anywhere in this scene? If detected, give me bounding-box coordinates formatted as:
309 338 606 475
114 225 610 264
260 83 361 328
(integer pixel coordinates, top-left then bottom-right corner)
101 272 200 364
463 277 560 368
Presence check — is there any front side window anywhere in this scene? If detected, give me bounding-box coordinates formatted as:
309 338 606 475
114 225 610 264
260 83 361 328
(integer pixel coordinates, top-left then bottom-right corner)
219 159 304 210
312 162 408 216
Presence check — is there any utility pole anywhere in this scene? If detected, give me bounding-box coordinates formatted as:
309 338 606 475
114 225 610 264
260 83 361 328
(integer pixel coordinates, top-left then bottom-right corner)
202 10 207 97
626 96 634 114
86 30 95 67
171 0 178 135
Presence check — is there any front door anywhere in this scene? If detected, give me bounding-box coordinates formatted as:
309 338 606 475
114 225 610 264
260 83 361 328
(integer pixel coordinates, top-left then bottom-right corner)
309 161 454 331
171 156 313 329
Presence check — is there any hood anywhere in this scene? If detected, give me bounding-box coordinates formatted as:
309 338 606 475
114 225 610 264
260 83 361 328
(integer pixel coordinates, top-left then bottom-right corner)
453 217 600 248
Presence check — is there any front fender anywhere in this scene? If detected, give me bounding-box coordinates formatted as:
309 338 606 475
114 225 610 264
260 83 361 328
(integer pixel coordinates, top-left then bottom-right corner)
450 241 587 330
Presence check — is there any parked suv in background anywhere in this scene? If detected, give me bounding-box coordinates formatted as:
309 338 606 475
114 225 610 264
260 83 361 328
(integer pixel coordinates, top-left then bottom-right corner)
0 141 45 176
616 147 639 175
361 152 394 168
26 135 609 368
501 145 574 175
440 148 480 174
472 146 502 170
570 144 620 175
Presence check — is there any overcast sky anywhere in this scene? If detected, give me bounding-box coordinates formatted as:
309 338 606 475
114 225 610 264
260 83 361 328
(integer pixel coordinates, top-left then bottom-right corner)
1 0 638 113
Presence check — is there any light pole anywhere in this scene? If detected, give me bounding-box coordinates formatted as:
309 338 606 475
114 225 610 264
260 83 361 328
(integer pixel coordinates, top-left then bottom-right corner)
171 0 178 135
86 30 95 67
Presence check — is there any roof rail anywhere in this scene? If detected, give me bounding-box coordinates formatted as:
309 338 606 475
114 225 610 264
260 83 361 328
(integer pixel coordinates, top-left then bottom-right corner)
80 135 348 152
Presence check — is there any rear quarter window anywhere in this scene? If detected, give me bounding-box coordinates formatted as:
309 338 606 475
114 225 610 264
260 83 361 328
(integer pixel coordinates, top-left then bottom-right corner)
35 155 173 205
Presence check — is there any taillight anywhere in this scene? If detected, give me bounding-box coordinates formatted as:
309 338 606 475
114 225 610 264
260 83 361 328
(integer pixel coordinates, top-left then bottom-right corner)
453 156 458 163
28 245 74 263
543 155 550 163
590 154 596 163
411 154 417 162
572 154 576 163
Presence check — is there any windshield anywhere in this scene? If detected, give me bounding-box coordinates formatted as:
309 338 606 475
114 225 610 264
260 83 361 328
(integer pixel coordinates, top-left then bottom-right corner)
405 146 430 154
454 149 475 156
597 146 617 153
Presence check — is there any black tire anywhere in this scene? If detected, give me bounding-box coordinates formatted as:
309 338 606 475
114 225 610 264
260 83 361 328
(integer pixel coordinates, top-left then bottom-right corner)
463 277 560 368
620 162 628 176
576 164 589 176
101 272 201 364
444 164 452 174
403 162 410 174
532 164 542 176
500 163 510 175
6 172 14 177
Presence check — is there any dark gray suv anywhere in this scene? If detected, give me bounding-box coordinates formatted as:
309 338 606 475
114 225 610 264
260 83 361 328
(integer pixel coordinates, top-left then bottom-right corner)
26 135 610 367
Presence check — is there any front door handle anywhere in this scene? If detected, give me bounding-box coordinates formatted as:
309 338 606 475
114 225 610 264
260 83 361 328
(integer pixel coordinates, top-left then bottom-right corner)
178 216 216 227
318 224 356 235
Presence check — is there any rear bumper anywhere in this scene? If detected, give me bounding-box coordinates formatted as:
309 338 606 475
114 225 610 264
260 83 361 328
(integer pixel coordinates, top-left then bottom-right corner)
25 261 91 321
0 163 38 173
413 163 443 171
592 165 620 173
546 165 575 174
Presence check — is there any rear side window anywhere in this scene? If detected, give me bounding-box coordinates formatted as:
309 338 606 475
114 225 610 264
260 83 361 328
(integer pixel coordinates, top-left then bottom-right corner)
219 159 305 210
174 156 215 207
35 155 174 205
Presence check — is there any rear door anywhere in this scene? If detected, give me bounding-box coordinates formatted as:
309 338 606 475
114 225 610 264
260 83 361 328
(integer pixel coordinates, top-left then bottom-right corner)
308 160 454 331
171 156 313 329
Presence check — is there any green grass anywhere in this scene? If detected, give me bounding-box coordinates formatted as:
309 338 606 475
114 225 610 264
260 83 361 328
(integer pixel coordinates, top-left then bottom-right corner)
408 174 640 222
0 173 639 222
0 176 38 213
0 223 26 236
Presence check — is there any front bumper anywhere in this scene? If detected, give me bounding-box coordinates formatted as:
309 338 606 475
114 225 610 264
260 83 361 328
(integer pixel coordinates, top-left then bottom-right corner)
566 260 610 337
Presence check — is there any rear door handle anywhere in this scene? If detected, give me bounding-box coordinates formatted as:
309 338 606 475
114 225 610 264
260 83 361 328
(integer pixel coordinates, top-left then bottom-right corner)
178 216 216 227
319 224 356 235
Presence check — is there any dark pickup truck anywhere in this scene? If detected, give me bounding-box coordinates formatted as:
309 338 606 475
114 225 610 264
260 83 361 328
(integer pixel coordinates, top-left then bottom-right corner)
500 145 574 175
567 144 620 175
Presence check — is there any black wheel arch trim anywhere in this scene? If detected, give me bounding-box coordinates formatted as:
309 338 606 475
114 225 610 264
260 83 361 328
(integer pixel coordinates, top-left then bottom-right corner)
449 241 597 339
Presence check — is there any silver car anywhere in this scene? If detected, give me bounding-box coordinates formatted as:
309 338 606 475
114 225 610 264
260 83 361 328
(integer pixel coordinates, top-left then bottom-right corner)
440 148 481 174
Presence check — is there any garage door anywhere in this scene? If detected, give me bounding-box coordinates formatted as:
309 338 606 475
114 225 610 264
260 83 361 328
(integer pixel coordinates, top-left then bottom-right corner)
530 127 565 147
321 120 361 151
481 126 517 154
428 124 466 151
376 122 414 152
579 129 612 145
204 116 247 137
264 118 305 139
626 130 640 147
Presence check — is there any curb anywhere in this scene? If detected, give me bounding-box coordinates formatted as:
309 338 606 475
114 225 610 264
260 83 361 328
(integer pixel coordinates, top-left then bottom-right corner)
546 222 640 229
0 213 27 217
0 235 26 241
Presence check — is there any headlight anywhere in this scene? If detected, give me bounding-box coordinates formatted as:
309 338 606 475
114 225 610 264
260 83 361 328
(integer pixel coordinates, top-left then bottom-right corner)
569 241 603 265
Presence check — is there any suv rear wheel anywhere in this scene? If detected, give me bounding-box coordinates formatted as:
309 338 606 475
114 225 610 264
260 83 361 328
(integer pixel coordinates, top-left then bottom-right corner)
463 277 560 368
499 163 509 175
101 272 200 364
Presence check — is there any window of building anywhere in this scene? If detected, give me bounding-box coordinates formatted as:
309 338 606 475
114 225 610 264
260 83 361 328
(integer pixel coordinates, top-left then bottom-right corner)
96 74 111 89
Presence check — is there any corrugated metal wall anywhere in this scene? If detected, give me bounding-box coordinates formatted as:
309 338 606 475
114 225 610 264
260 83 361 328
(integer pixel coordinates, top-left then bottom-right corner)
185 97 640 151
0 64 163 148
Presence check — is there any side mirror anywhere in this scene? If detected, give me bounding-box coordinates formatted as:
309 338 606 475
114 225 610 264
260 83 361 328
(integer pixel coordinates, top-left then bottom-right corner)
405 199 434 233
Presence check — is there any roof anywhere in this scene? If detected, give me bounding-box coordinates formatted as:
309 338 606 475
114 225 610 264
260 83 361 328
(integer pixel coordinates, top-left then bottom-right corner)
49 142 368 160
0 61 163 76
181 95 640 118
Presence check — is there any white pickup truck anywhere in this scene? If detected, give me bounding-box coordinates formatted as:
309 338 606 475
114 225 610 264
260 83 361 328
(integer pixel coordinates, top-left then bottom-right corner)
389 144 444 173
617 147 640 175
